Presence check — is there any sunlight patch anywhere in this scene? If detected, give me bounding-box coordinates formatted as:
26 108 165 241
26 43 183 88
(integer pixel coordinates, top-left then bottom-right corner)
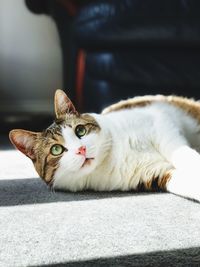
0 150 38 179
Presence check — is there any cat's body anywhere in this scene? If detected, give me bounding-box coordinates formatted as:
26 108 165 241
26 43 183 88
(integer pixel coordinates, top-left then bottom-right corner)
9 90 200 202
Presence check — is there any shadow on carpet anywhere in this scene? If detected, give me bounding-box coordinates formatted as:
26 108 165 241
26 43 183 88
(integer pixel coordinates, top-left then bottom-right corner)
30 246 200 267
0 177 160 206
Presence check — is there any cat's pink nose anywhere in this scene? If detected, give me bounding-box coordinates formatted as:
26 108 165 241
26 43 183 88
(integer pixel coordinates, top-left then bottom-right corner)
76 146 86 156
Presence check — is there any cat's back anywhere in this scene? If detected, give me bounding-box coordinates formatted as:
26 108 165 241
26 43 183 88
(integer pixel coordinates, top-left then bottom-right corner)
100 95 200 144
99 102 177 146
102 94 200 124
102 99 181 127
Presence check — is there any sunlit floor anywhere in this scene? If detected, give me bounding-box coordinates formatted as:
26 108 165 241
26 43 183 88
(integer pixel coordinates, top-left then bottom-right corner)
1 144 200 266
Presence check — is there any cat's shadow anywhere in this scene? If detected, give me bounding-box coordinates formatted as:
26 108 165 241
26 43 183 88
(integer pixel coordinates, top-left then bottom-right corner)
0 177 162 207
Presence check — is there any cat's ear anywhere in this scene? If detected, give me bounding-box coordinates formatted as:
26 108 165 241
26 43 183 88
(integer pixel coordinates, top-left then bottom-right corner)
9 129 38 160
54 89 78 119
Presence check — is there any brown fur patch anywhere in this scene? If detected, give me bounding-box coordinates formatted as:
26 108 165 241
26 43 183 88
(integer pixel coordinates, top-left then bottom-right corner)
139 170 173 192
157 170 172 190
102 95 165 114
102 94 200 124
166 95 200 124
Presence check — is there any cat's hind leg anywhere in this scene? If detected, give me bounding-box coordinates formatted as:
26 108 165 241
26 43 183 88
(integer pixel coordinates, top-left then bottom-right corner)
158 141 200 202
159 129 200 202
166 146 200 202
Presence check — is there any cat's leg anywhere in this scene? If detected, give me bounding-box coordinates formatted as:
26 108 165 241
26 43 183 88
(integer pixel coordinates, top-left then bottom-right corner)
167 146 200 202
159 131 200 201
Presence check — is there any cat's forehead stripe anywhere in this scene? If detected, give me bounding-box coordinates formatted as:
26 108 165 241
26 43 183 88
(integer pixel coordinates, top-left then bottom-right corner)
60 113 100 128
45 125 62 136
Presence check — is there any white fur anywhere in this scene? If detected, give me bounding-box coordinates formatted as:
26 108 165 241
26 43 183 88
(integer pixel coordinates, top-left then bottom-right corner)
53 102 200 201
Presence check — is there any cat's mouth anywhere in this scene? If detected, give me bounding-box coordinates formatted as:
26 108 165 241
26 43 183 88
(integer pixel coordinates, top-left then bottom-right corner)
82 158 94 167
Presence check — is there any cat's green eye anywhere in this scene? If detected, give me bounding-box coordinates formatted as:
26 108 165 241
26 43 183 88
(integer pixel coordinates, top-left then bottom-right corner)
75 125 86 138
50 144 64 156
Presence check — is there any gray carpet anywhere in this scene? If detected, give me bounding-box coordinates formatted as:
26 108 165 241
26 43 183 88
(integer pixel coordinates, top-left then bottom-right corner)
1 149 200 267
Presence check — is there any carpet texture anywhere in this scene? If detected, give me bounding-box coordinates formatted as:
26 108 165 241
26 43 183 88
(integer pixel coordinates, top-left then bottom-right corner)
0 150 200 267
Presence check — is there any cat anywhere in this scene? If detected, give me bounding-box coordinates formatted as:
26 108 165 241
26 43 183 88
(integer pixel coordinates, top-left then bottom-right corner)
9 89 200 202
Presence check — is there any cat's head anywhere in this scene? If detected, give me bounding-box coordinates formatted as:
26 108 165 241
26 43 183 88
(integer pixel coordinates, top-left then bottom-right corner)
9 90 108 189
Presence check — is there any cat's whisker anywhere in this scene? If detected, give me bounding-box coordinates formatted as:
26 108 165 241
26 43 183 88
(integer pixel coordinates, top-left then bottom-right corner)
103 138 112 144
50 185 56 194
102 141 112 146
47 178 55 193
101 142 112 150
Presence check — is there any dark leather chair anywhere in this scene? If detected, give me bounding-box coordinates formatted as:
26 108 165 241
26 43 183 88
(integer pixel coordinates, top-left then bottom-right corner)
26 0 200 112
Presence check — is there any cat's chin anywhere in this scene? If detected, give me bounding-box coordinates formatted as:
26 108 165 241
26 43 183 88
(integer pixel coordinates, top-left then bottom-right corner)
81 158 95 168
78 157 97 176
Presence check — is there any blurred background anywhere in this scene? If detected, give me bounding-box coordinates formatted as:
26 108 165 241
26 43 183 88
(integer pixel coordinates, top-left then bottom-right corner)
0 0 62 137
1 0 200 144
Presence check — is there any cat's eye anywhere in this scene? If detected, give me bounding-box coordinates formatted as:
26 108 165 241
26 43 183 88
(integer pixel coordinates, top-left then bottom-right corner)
50 144 65 156
75 125 86 138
